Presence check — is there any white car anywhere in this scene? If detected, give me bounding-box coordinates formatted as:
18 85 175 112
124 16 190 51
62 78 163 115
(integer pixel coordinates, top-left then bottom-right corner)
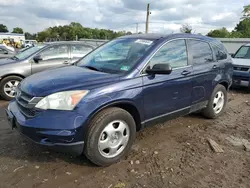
231 44 250 88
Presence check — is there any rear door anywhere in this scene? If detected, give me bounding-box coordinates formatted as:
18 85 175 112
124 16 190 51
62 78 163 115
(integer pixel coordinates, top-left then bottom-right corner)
70 44 94 64
142 39 193 122
31 44 70 74
188 39 219 105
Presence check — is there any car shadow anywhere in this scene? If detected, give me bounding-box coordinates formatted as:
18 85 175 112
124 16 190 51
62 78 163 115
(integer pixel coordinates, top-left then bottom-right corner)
230 86 250 94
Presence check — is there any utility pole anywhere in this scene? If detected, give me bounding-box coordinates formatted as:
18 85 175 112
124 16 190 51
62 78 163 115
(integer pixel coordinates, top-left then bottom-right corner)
145 3 150 33
136 23 139 34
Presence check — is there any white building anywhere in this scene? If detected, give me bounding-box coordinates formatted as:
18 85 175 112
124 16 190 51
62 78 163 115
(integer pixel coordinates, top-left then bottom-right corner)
0 32 25 43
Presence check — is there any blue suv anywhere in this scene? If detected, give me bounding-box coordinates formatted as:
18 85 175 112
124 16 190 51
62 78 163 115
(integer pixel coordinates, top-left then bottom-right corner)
6 34 233 166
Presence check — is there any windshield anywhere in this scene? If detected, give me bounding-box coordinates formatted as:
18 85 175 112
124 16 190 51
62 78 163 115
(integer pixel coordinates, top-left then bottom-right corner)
77 38 155 74
15 45 45 60
234 46 250 59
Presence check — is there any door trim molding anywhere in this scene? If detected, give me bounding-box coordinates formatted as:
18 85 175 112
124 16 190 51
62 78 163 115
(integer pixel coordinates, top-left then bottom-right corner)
142 106 190 125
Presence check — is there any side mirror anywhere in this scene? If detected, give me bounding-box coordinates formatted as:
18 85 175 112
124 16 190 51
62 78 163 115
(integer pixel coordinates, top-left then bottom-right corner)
146 63 172 75
33 55 42 63
231 54 235 58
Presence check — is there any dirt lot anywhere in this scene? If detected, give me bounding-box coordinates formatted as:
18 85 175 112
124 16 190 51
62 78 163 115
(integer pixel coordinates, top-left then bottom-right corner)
0 89 250 188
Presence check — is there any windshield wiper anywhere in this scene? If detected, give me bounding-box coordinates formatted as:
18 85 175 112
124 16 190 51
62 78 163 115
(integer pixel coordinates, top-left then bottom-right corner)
10 56 19 60
82 65 102 72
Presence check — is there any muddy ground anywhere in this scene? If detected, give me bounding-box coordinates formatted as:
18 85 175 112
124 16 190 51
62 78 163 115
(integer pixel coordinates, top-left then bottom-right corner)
0 89 250 188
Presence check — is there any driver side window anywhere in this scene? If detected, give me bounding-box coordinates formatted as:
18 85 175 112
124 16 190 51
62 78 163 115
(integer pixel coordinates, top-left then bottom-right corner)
39 45 69 61
148 39 188 69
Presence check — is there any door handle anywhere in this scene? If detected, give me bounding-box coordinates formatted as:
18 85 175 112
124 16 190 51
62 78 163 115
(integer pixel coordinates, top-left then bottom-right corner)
213 65 218 69
181 70 191 76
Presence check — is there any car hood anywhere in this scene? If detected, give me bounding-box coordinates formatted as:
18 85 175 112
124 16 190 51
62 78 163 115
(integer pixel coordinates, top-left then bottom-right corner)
20 66 121 97
232 58 250 67
0 58 18 65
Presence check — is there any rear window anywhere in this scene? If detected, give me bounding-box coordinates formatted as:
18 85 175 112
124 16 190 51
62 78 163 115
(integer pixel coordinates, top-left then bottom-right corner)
212 45 227 60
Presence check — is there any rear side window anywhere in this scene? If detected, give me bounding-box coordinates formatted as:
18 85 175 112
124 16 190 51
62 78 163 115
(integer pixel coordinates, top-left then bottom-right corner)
71 45 93 58
212 45 227 60
148 39 188 69
188 40 213 65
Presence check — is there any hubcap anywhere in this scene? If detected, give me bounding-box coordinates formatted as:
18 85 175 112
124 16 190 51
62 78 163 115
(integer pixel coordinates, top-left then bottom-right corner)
98 120 130 158
213 91 224 114
4 80 20 98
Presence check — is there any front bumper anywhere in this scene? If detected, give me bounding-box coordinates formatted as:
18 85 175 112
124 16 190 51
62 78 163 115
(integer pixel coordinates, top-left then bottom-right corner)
6 101 86 155
232 71 250 87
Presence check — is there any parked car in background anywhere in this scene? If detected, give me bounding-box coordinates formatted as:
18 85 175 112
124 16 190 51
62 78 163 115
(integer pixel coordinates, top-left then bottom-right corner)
23 40 37 48
6 33 233 166
231 44 250 88
0 41 95 100
0 44 16 59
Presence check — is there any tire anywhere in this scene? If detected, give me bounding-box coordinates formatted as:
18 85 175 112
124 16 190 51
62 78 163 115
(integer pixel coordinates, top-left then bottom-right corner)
0 76 23 101
84 107 136 166
202 84 227 119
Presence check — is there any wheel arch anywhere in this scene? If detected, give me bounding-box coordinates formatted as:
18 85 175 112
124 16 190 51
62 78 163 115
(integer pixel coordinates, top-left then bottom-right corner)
0 74 25 81
218 80 230 90
87 100 143 132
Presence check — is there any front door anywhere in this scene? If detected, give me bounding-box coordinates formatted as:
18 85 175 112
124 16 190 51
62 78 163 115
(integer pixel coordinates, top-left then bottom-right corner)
142 39 193 123
31 44 70 74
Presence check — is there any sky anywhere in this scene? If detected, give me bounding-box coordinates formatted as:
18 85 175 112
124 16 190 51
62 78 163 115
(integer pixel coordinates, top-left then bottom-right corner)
0 0 248 34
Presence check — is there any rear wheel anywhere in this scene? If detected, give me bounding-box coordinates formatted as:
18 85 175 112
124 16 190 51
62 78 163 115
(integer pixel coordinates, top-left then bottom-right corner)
0 76 23 101
202 84 227 119
84 107 136 166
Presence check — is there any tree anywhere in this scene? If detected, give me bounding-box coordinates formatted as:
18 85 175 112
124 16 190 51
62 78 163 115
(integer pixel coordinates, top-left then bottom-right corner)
234 18 250 37
0 24 8 32
25 32 36 40
180 24 192 33
207 27 230 38
36 22 131 42
242 5 250 19
12 27 24 34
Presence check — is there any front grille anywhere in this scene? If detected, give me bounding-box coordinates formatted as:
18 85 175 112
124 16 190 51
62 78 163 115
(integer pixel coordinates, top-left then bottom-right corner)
233 66 250 72
16 90 40 118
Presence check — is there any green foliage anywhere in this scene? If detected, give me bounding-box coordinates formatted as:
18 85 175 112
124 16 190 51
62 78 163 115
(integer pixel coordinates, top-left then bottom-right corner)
12 27 24 34
234 18 250 37
242 5 250 19
206 4 250 38
25 32 37 40
37 22 131 42
207 27 230 38
0 24 8 32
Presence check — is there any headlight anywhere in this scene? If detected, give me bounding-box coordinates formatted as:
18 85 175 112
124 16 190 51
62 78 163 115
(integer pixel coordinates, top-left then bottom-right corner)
35 90 89 110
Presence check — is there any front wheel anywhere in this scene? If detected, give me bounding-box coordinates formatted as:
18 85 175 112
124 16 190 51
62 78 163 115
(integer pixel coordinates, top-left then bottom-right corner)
202 84 228 119
84 107 136 166
0 76 23 101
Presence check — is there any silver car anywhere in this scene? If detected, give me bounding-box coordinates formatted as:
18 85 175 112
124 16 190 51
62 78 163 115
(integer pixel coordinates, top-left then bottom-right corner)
0 41 95 100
